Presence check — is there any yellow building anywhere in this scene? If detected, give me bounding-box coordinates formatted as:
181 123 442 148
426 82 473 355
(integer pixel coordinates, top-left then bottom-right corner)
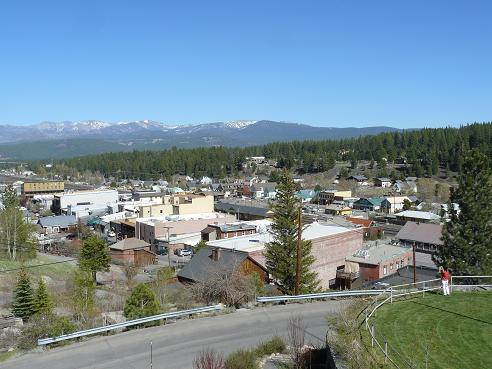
22 181 64 196
319 190 352 205
137 193 214 218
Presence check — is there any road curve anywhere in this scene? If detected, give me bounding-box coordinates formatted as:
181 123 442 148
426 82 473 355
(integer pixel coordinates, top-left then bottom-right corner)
4 300 349 369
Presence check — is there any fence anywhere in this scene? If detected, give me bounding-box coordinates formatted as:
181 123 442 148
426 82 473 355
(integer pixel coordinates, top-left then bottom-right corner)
362 275 492 369
38 304 223 346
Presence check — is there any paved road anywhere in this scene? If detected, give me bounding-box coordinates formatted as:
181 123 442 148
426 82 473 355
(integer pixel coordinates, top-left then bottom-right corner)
4 300 349 369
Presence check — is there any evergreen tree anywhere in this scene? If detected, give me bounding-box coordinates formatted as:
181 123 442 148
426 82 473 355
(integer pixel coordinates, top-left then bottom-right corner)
434 150 492 275
124 283 160 321
33 278 52 315
78 236 111 282
1 185 19 208
265 171 320 294
12 269 35 321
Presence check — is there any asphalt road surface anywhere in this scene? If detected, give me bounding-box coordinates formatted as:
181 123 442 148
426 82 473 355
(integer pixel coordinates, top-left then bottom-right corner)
4 300 349 369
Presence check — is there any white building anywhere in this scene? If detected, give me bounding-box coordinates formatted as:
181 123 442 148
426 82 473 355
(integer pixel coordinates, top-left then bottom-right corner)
52 189 118 215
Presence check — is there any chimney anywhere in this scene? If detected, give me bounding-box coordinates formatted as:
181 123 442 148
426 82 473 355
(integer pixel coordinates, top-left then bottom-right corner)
212 248 221 261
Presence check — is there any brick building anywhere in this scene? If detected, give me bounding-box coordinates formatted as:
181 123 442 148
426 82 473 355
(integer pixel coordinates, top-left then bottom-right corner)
345 243 413 282
109 238 156 266
206 221 364 289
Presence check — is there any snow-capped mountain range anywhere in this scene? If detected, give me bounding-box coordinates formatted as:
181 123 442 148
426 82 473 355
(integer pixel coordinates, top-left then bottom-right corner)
0 120 400 160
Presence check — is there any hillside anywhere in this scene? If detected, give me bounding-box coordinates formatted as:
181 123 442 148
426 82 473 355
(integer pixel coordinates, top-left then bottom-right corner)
46 122 492 180
0 120 399 160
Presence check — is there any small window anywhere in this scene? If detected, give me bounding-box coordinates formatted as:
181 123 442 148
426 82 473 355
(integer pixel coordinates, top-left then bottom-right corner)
383 265 387 275
390 263 393 270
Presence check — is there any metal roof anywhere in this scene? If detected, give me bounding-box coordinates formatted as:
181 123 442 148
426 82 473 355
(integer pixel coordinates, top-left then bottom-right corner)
39 215 77 228
395 210 440 221
396 221 443 245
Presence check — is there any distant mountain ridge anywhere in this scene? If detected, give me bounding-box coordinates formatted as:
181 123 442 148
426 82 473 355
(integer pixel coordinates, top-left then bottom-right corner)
0 120 400 160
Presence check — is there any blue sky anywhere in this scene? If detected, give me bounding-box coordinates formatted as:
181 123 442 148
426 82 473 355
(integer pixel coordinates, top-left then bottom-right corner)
0 1 491 128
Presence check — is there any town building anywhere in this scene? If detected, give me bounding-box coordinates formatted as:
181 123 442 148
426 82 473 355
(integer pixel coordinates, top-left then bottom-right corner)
22 181 64 197
374 177 392 188
395 210 440 223
353 197 383 211
250 183 277 199
109 238 156 266
52 189 118 215
215 199 274 220
395 221 443 254
135 213 237 250
137 194 214 218
345 243 413 283
325 203 352 216
38 215 77 234
201 223 257 242
348 175 369 186
380 196 411 214
177 246 268 284
295 189 317 203
204 222 364 289
319 190 352 205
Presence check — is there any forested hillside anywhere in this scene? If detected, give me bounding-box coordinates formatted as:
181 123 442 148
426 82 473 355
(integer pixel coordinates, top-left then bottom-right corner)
53 123 492 180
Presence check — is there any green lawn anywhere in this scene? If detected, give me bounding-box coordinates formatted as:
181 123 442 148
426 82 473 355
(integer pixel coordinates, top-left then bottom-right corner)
371 291 492 369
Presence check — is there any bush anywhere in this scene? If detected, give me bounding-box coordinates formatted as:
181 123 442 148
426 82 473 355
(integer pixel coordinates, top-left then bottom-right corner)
224 349 258 369
255 336 286 357
193 348 225 369
124 283 160 326
17 313 76 350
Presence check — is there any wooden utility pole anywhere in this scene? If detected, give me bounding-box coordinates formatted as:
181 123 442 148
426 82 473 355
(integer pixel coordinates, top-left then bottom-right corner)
413 242 417 284
295 200 302 295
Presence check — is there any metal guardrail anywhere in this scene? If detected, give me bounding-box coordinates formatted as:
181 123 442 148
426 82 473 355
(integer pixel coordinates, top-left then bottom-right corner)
256 289 387 303
38 304 223 346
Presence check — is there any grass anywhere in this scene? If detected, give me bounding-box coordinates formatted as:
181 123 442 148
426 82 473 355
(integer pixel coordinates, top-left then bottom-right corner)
0 254 76 280
371 291 492 369
224 336 286 369
0 350 17 362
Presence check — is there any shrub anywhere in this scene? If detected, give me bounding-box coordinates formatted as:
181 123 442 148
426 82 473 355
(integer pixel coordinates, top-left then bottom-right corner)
17 313 76 350
193 348 225 369
124 283 160 326
224 349 258 369
255 336 286 357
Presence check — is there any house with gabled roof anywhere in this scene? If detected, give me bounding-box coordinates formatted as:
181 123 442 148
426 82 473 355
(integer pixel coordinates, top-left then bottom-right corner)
353 197 382 211
177 246 268 284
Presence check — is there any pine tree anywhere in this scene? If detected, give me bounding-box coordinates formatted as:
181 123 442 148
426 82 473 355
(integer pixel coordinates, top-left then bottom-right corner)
124 283 160 322
265 170 320 294
12 269 35 321
433 150 492 275
78 236 111 282
33 278 52 315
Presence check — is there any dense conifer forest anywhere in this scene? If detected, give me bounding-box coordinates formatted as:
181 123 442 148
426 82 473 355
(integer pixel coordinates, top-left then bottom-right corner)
54 123 492 180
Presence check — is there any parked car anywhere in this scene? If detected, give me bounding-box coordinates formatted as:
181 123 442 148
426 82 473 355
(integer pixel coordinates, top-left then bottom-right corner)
156 248 168 256
177 249 193 257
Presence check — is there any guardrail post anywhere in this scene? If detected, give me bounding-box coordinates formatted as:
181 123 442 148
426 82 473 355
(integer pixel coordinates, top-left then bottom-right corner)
450 276 453 293
384 341 388 363
390 288 393 304
371 325 375 347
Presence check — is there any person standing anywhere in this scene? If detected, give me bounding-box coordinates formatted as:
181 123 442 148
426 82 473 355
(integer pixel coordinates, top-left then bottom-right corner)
439 266 450 295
